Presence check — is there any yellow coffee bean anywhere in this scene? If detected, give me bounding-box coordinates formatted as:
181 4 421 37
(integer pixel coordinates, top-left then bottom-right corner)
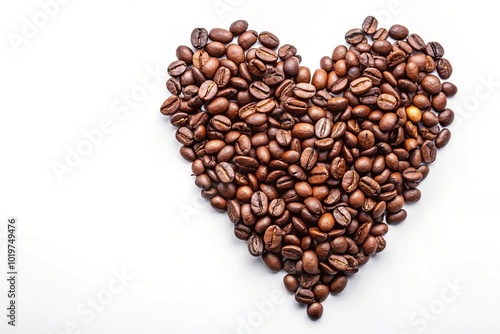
406 105 422 123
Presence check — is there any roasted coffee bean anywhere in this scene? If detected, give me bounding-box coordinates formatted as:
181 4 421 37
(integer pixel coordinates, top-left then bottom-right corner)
295 288 315 305
421 140 437 163
388 24 409 40
300 147 319 170
259 31 280 48
342 170 359 193
328 254 351 272
283 274 299 292
377 93 399 111
407 33 426 51
302 250 319 274
262 251 284 272
282 245 303 260
247 234 264 256
307 302 323 320
358 176 381 197
437 58 453 79
362 16 378 34
441 82 458 97
191 27 208 48
425 41 445 59
333 206 351 226
345 28 365 44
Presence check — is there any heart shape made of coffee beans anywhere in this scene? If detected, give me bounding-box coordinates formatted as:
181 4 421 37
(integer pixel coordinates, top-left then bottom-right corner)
160 16 456 320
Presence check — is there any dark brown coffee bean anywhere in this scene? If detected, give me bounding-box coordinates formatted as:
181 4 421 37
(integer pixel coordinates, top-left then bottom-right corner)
436 128 451 148
362 16 378 34
437 58 453 79
283 274 299 292
294 83 316 99
191 27 208 48
329 274 348 294
263 224 282 251
295 288 315 305
377 93 398 111
210 195 227 212
167 60 187 77
307 302 323 320
256 46 279 63
229 20 248 36
386 209 407 224
425 41 445 59
208 28 233 44
235 156 259 172
262 251 284 272
300 147 319 170
407 33 426 51
238 30 258 50
247 234 264 256
278 44 297 60
345 28 365 45
403 188 421 203
358 176 381 197
302 250 319 274
258 31 280 48
249 81 271 99
439 108 455 126
198 80 218 101
215 162 234 183
388 24 409 40
350 77 373 95
312 284 330 303
314 118 333 139
333 206 351 227
421 140 437 163
160 95 181 115
282 245 303 260
441 82 457 97
328 254 351 272
342 170 359 193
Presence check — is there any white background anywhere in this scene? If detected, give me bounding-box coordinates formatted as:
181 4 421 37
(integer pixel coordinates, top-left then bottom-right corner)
1 0 499 333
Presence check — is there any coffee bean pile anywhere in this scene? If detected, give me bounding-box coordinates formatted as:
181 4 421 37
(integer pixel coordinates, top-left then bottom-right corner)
160 16 456 320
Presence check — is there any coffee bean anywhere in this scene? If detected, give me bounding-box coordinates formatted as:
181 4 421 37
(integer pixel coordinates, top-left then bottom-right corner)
307 302 323 320
342 170 359 193
247 234 264 256
333 206 351 226
259 31 280 48
388 24 409 40
300 147 319 170
249 81 271 99
191 27 208 48
407 33 425 51
377 93 399 111
262 251 284 272
283 274 299 292
345 28 365 45
229 20 248 36
436 128 451 149
362 16 378 34
421 140 437 163
425 41 445 59
295 288 315 305
437 58 453 79
302 250 319 274
294 83 316 99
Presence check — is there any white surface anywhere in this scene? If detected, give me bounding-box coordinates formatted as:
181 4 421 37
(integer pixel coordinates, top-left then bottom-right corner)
1 0 499 333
